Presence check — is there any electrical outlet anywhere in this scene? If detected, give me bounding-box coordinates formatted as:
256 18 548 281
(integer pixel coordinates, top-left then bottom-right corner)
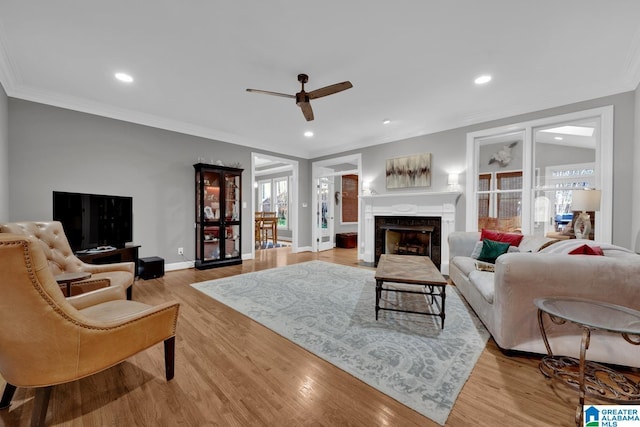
178 247 184 256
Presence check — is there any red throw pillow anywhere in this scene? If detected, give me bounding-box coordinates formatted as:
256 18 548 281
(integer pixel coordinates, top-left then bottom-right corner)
480 229 524 247
568 244 604 256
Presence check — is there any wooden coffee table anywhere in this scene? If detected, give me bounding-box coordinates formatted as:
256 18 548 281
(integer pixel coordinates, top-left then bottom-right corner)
375 254 448 328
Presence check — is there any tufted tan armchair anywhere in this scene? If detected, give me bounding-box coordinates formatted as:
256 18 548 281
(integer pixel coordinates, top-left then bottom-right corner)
0 221 135 299
0 233 180 426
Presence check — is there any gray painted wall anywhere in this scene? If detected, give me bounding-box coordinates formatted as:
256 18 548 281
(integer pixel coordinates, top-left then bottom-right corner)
4 90 637 261
314 91 636 248
7 99 310 262
0 82 7 221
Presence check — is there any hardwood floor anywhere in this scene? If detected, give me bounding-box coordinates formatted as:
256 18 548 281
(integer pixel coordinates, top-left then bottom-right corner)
0 247 626 426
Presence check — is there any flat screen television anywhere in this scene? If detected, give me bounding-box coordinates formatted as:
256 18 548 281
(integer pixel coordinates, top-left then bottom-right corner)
53 191 133 252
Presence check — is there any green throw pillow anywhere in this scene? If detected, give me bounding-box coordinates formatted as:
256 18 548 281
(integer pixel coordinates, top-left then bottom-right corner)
477 239 511 264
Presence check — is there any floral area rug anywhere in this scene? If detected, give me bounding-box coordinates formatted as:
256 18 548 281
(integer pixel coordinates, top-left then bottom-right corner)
191 260 489 425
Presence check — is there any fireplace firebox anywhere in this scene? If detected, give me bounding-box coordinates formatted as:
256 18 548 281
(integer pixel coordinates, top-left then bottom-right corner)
381 224 434 257
374 216 441 269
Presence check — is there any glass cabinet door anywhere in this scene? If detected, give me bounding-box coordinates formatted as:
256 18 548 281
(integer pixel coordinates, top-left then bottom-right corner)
224 173 240 221
198 225 220 261
224 224 240 258
203 172 221 221
194 164 243 269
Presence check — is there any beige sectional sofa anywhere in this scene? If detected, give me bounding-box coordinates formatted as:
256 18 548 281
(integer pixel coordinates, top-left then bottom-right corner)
448 231 640 368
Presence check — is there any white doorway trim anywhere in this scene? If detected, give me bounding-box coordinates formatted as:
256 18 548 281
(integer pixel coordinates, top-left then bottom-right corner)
251 152 299 257
311 153 362 252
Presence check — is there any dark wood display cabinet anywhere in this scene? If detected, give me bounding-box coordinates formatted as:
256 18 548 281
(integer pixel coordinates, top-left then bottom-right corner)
194 163 243 269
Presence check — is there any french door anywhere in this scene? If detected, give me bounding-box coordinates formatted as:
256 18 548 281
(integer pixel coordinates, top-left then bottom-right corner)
316 177 334 251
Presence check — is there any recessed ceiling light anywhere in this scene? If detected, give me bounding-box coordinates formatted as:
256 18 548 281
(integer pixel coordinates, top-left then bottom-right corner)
474 75 492 85
554 136 563 140
541 126 595 137
383 119 391 125
304 131 314 137
115 72 133 83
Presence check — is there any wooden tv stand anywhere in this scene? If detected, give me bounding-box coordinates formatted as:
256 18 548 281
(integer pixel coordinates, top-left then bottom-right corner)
77 246 141 279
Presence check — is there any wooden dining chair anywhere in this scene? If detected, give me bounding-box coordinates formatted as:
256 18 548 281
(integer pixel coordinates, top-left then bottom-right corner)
261 212 277 246
255 212 264 247
256 212 277 247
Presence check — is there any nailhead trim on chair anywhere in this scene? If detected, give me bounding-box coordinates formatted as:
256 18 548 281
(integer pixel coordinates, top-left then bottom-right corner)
11 236 179 333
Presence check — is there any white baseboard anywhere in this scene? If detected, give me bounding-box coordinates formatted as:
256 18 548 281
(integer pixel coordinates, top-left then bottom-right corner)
165 260 194 271
165 247 313 270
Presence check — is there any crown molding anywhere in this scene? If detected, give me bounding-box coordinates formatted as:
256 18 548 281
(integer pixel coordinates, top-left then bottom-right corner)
0 19 313 159
7 84 312 159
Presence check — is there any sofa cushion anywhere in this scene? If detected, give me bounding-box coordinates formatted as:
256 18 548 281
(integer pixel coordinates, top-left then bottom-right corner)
537 239 562 251
539 239 634 255
569 244 604 255
604 250 636 258
468 270 495 303
478 239 511 263
480 229 524 246
470 241 483 259
452 256 478 277
472 240 520 259
474 261 495 272
518 235 556 253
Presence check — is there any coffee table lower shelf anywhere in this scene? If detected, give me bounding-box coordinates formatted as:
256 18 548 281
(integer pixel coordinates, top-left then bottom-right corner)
375 282 446 324
374 254 448 328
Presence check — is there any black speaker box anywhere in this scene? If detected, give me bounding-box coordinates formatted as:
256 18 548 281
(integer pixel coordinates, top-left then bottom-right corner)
139 256 165 280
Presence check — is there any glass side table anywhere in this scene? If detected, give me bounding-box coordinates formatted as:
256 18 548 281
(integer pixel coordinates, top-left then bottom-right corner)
535 297 640 426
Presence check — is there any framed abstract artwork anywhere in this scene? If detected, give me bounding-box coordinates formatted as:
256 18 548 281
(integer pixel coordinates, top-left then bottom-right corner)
386 153 432 189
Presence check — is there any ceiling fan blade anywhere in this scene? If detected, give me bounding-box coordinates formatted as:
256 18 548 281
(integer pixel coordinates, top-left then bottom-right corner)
298 102 314 121
308 81 353 100
246 88 295 99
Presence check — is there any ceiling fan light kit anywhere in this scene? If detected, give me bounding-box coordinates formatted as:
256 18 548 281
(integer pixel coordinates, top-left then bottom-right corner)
246 73 352 121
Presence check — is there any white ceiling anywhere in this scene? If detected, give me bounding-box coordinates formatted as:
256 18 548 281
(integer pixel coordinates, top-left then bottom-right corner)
1 2 639 159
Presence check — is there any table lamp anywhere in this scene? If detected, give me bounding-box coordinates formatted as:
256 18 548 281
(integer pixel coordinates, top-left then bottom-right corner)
571 189 601 239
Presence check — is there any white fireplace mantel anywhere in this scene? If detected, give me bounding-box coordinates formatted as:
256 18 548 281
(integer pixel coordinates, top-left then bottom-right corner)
359 191 461 274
